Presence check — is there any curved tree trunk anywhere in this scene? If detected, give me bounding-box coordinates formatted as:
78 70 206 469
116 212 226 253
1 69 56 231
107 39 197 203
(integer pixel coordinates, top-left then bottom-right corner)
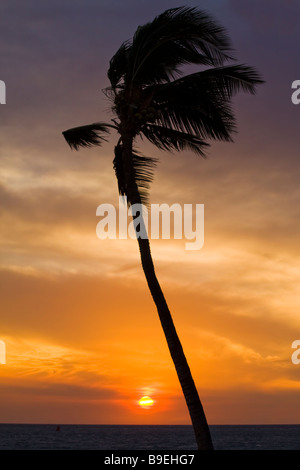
120 133 214 451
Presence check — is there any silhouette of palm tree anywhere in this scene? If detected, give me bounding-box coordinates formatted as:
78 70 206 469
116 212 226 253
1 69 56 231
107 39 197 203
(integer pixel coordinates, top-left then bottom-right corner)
63 6 263 450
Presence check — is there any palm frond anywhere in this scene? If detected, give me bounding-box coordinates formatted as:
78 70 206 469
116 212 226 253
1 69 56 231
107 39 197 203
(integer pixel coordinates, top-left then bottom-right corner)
141 124 210 156
113 144 157 206
62 123 111 150
148 64 263 142
179 64 264 99
153 84 236 142
107 6 234 88
107 41 130 89
128 6 234 84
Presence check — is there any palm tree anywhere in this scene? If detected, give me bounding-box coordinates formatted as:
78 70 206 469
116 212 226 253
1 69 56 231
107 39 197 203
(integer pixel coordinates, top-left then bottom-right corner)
62 6 263 450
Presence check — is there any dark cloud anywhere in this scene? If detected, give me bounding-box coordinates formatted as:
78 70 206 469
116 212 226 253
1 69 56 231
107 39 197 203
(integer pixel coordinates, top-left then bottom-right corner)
0 381 121 400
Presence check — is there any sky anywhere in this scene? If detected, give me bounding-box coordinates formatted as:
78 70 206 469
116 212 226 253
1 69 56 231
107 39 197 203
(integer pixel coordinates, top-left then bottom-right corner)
1 0 300 426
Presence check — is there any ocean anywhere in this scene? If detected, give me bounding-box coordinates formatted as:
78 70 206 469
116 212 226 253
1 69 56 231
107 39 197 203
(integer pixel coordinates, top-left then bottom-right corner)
0 424 299 451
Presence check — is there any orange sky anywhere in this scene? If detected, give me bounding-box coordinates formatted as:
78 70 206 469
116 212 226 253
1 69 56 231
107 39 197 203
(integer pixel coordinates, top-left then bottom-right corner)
1 0 300 425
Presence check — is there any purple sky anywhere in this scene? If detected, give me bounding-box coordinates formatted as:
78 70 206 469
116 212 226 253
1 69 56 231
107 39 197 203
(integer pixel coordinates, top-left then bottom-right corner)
1 0 299 161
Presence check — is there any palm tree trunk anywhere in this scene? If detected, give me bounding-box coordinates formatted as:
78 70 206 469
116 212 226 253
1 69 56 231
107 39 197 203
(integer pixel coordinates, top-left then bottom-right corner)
120 133 214 450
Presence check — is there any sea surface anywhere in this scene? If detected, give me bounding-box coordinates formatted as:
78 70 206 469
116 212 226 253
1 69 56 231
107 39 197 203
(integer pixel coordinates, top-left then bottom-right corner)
0 424 299 450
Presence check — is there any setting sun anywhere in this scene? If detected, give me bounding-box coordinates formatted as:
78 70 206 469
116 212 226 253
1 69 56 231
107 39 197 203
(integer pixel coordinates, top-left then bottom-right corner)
138 396 155 409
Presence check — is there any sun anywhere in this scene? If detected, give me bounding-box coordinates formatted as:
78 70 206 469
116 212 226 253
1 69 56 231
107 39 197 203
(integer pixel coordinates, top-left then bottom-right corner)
138 396 154 409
